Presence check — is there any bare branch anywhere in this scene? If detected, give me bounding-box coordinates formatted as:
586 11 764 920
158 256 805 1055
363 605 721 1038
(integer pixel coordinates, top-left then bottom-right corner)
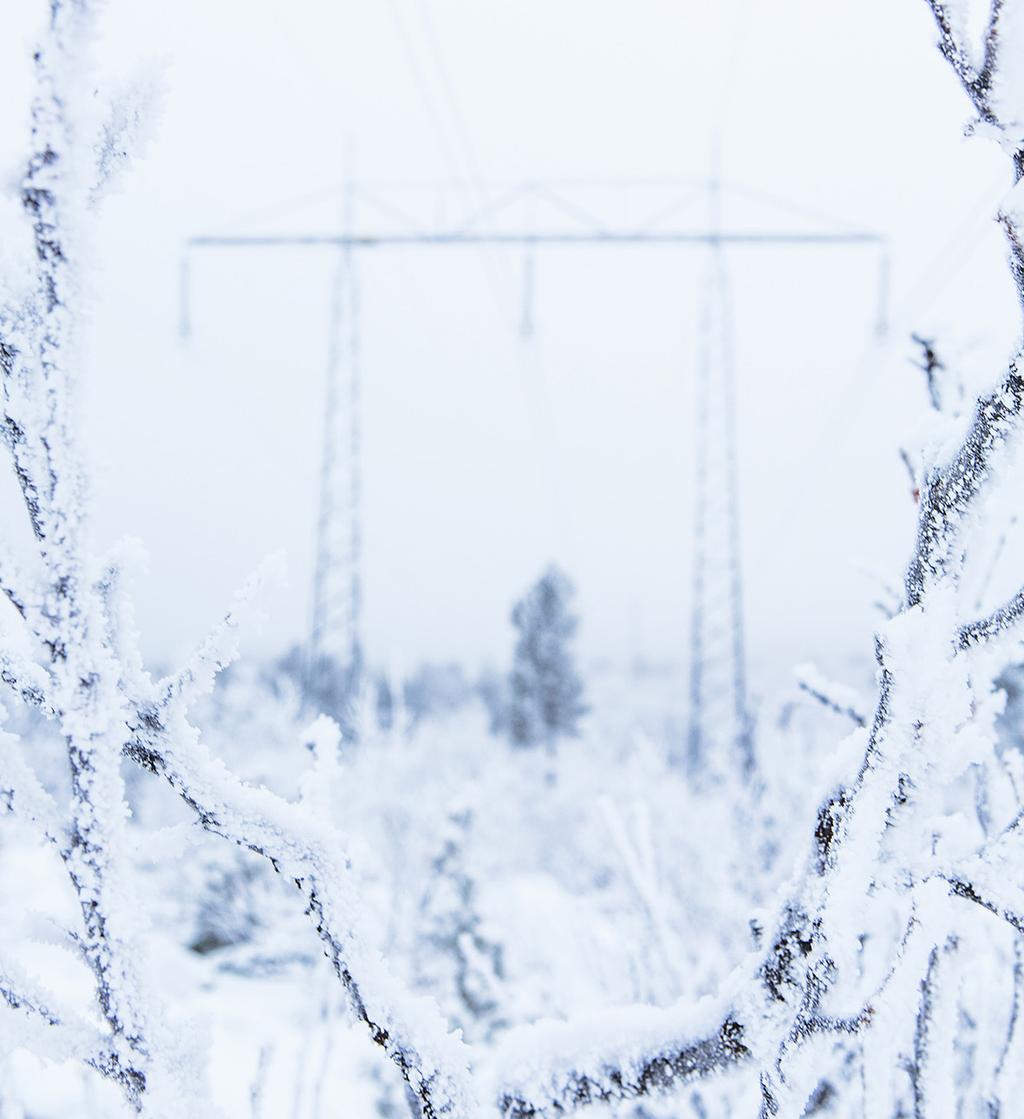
997 210 1024 313
905 357 1024 606
911 333 945 412
90 80 158 207
156 553 285 710
122 707 474 1117
980 0 1007 95
0 960 144 1109
493 1015 749 1119
989 936 1023 1113
0 649 56 716
959 585 1024 648
802 1008 874 1037
795 664 868 727
946 876 1024 934
0 546 35 623
0 740 65 847
910 938 958 1119
924 1 987 113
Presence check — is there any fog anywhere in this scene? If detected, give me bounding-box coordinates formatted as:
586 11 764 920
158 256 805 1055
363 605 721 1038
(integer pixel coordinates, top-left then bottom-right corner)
0 0 1018 687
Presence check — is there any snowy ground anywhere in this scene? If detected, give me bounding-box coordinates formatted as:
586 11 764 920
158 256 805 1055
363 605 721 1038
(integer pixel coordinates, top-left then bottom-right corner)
0 658 856 1116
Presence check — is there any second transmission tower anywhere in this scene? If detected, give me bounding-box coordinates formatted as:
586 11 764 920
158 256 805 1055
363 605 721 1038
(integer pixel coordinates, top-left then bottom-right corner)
687 169 754 782
309 179 362 711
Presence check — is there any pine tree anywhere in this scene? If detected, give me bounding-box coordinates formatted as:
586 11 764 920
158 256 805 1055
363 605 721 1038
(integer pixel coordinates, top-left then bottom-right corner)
507 566 587 751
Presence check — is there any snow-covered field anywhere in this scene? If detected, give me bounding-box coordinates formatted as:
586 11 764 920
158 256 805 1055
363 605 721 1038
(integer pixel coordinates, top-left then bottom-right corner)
0 662 844 1116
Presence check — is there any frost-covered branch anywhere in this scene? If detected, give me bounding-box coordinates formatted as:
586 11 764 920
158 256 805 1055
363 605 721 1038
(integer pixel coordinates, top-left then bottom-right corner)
90 80 158 206
944 875 1024 933
909 4 1024 602
0 546 37 624
794 663 868 727
0 651 55 716
910 935 960 1119
904 362 1024 605
959 585 1024 647
0 736 65 846
924 1 1003 124
0 959 140 1102
911 333 946 412
121 701 474 1116
0 2 181 1109
491 1006 748 1119
156 554 285 710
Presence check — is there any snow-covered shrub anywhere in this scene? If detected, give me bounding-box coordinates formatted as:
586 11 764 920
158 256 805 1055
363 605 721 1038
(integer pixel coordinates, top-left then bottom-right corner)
507 566 588 752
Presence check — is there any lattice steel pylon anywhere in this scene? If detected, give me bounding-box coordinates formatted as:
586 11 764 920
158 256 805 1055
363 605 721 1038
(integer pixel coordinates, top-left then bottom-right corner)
308 181 362 709
179 178 886 742
686 182 754 783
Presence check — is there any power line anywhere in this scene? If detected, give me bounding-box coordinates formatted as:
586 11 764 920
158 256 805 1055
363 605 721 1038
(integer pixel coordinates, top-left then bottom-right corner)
187 229 883 249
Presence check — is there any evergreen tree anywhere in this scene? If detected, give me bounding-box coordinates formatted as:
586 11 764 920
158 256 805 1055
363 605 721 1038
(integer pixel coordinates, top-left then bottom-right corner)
507 566 587 751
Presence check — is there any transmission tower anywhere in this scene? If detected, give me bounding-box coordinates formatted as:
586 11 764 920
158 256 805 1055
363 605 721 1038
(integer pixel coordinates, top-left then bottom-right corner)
687 230 752 782
180 178 886 753
308 179 362 711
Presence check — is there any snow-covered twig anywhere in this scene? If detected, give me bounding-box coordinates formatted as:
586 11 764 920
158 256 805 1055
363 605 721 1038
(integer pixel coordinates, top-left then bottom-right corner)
924 1 1002 123
0 2 178 1109
959 585 1024 647
911 333 946 413
491 1003 748 1119
794 663 868 727
905 361 1024 606
157 553 285 710
121 702 475 1116
0 546 36 624
944 876 1024 934
0 956 147 1107
91 80 159 207
0 651 55 717
0 737 65 847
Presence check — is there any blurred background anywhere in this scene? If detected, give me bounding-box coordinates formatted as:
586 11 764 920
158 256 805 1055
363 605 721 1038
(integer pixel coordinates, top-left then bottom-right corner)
0 0 1018 694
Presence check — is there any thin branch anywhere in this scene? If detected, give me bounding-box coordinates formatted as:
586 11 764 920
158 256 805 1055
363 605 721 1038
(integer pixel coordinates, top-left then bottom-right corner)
959 585 1024 648
988 935 1022 1116
90 80 157 207
911 333 945 412
946 876 1024 933
980 0 1007 95
905 356 1024 606
802 1008 874 1037
0 650 56 716
156 554 284 709
910 936 958 1119
0 962 144 1108
121 706 474 1118
924 1 987 111
0 750 65 847
795 664 868 727
0 547 35 623
493 1017 749 1119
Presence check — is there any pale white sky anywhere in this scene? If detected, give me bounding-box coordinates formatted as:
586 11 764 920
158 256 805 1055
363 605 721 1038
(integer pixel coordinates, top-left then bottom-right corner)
0 0 1019 690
